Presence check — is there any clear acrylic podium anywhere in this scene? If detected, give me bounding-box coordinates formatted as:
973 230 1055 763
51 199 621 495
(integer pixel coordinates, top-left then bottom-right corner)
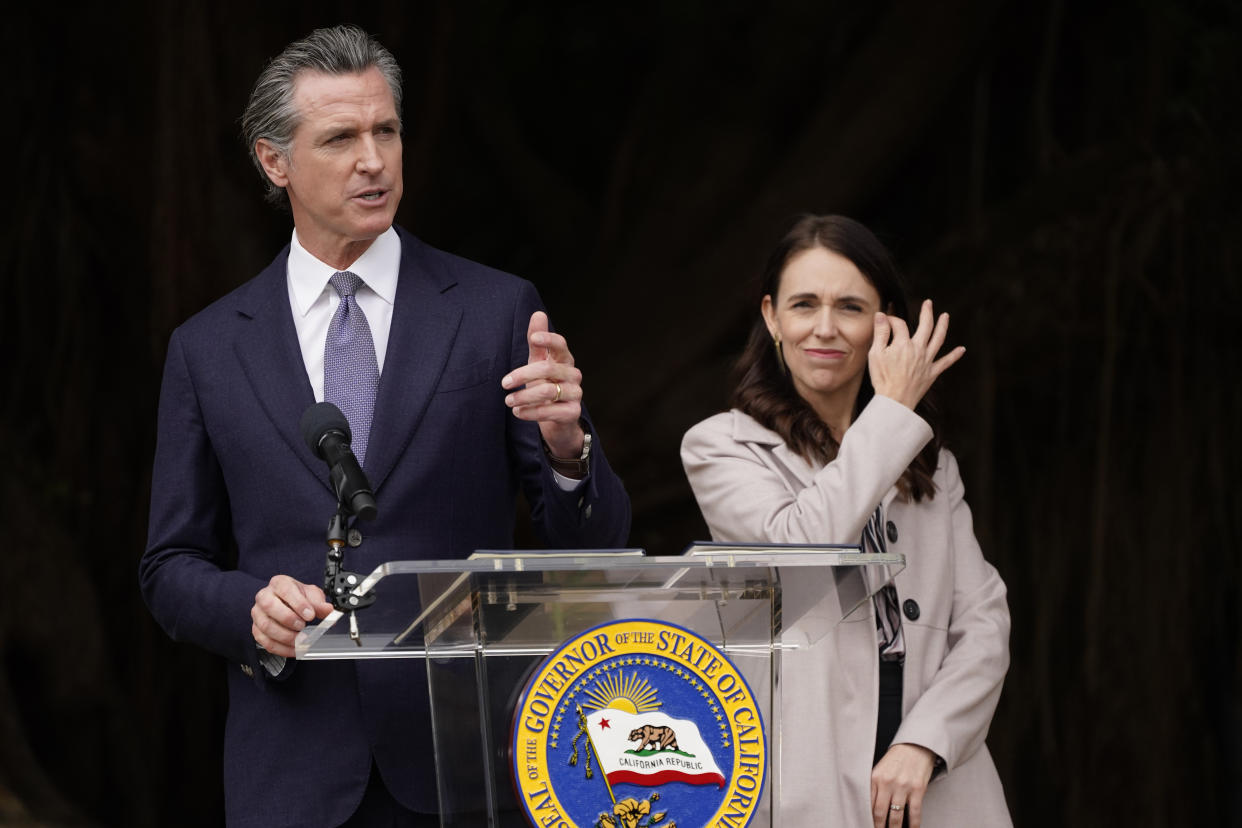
295 546 902 827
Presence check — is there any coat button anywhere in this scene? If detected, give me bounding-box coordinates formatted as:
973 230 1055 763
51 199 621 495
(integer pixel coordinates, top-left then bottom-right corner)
348 528 363 547
902 599 920 621
886 521 898 543
583 504 593 520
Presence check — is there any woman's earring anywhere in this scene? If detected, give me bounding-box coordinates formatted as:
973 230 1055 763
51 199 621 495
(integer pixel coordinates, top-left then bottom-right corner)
772 335 786 374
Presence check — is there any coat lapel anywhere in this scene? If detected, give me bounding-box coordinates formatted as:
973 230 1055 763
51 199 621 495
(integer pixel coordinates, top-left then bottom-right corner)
733 410 901 508
232 246 328 492
731 410 820 489
363 229 463 492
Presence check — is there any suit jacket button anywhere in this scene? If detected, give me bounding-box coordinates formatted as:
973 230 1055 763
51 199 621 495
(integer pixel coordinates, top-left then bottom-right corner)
902 599 920 621
583 504 593 520
886 521 899 543
348 529 363 547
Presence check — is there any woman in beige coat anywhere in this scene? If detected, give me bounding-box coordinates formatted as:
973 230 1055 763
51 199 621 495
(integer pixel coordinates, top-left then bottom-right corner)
681 215 1011 827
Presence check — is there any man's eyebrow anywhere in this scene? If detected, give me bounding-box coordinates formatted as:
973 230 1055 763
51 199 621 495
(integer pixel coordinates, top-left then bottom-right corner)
311 122 357 136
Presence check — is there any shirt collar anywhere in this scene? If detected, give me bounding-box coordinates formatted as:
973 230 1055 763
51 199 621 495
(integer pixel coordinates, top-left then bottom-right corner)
287 226 401 317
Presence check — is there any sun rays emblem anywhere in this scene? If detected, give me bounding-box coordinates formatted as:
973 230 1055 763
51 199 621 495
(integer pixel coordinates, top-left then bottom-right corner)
581 671 662 715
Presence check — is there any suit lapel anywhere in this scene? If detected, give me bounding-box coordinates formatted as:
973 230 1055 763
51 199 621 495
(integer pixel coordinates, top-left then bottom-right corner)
232 247 329 492
364 229 463 492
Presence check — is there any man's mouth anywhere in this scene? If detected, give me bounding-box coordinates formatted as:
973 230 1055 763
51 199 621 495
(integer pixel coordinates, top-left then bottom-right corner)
357 189 385 201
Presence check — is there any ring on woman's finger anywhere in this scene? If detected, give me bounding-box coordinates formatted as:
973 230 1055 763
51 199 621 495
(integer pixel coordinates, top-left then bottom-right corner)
890 804 905 811
553 383 563 403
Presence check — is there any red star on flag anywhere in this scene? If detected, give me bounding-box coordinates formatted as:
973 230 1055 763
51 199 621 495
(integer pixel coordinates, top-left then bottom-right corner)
598 718 611 730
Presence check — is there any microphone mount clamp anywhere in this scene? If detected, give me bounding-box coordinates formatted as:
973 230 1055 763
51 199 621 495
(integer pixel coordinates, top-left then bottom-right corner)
323 508 377 644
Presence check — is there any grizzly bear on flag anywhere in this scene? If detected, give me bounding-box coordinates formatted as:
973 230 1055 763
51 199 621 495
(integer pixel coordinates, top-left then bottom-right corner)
628 724 679 752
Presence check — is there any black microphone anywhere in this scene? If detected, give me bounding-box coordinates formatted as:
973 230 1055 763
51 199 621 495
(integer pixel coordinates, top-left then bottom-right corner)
299 402 378 520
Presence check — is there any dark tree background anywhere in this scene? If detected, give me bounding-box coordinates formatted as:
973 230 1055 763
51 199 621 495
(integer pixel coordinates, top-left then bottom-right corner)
2 0 1238 825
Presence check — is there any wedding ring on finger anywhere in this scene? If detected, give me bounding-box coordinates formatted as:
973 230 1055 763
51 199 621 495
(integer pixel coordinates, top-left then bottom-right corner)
553 383 563 403
890 804 905 811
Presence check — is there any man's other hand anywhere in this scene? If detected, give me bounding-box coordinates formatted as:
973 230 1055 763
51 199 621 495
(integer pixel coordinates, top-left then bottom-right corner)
251 575 334 658
502 311 586 459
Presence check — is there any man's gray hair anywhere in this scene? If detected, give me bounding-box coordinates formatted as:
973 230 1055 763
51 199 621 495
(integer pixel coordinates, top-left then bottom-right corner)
242 25 403 205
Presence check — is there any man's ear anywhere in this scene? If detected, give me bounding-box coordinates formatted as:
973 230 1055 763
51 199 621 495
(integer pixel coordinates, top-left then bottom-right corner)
255 139 289 188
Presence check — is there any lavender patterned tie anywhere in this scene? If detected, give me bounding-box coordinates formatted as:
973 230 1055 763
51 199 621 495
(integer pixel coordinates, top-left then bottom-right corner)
324 271 379 466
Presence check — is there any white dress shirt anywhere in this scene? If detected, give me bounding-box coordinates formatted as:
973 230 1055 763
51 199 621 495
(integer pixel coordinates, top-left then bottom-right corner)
286 226 401 401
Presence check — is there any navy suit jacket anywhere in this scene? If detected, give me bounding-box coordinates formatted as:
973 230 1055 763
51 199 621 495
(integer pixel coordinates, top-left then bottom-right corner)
140 227 631 827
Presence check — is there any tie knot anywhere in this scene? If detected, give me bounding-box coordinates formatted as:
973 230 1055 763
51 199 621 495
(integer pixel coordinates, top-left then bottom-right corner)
329 271 364 298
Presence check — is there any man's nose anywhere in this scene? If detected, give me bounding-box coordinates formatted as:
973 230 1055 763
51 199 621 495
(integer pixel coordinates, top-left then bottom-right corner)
355 136 383 173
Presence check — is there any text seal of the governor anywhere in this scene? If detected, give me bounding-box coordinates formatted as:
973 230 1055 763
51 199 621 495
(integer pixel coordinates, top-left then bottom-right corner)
511 619 767 828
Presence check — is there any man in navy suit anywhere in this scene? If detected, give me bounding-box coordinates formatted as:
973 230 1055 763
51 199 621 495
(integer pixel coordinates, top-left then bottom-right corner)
139 25 630 827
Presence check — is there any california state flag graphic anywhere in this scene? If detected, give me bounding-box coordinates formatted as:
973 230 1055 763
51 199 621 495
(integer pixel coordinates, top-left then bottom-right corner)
586 708 727 789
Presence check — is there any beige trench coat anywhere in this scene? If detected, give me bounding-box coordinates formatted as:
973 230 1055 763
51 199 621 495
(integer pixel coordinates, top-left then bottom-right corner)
681 395 1012 827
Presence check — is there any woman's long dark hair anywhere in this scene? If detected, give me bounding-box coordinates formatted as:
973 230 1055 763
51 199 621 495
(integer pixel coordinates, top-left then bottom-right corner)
731 214 941 501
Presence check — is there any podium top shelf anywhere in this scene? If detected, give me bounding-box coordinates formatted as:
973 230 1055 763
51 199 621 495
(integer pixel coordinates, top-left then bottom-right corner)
295 546 904 660
385 544 899 574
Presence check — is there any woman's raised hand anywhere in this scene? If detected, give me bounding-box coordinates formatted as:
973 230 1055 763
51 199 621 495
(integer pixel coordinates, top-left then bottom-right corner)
868 299 965 410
